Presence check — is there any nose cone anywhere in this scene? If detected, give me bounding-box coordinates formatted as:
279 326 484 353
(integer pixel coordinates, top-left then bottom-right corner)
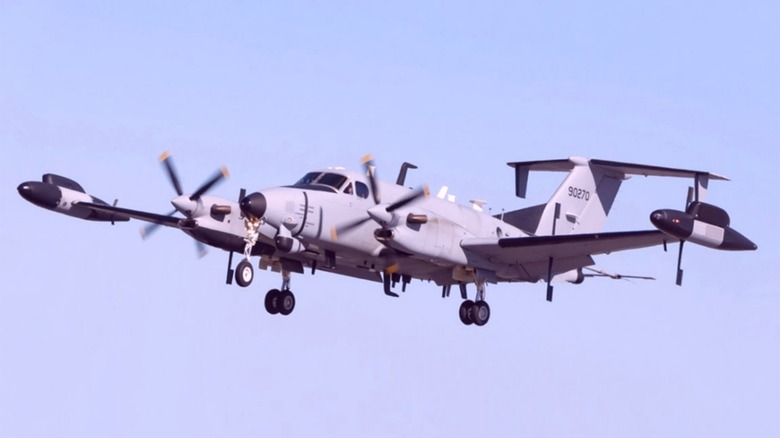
650 208 693 238
650 210 667 227
171 195 198 216
18 181 61 209
240 192 267 219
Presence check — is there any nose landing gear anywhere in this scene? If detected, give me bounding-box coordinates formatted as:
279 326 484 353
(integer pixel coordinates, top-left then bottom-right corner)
235 260 254 287
234 216 262 288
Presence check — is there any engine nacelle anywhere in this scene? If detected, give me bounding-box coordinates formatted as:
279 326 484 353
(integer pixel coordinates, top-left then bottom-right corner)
17 174 130 222
650 202 756 251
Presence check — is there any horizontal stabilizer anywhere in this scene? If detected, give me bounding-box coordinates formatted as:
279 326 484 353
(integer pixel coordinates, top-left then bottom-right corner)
507 156 727 199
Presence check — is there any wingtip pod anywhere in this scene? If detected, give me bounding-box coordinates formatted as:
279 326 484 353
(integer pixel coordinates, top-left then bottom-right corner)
650 202 757 251
18 175 131 222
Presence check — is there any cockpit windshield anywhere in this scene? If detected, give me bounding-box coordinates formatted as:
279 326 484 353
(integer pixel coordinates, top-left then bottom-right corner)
293 172 349 191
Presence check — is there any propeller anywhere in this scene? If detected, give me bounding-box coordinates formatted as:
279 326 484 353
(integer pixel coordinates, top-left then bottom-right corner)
141 152 229 257
331 156 430 239
331 184 429 240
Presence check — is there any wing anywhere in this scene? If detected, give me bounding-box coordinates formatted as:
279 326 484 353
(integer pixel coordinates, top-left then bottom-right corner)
461 230 677 278
75 201 181 228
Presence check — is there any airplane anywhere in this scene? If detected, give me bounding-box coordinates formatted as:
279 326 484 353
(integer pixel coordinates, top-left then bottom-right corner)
17 154 757 326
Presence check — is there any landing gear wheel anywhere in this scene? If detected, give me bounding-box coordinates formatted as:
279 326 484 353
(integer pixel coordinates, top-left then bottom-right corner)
278 290 296 316
264 289 281 314
235 260 254 287
472 300 491 326
459 300 475 325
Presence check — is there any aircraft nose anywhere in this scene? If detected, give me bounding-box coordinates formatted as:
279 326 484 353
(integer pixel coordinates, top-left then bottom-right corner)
17 181 61 209
239 192 267 219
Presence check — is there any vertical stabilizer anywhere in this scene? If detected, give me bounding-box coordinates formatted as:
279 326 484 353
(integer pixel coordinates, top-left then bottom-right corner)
507 157 624 236
535 158 623 235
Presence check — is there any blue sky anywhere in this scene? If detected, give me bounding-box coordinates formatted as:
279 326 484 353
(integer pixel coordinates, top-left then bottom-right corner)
2 1 778 437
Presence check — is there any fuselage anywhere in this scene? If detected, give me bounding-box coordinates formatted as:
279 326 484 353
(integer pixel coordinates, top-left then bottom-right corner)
242 167 530 284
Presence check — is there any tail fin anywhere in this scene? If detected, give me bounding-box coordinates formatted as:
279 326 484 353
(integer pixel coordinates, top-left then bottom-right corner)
505 157 728 236
528 157 623 235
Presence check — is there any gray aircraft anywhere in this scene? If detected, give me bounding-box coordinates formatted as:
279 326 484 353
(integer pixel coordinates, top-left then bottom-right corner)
17 154 757 326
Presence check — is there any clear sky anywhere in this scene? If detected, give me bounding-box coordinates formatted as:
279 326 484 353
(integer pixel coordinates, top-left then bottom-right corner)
2 1 778 437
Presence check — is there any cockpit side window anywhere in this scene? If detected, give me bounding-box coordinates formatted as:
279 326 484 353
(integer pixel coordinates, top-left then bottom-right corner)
355 181 369 199
343 183 354 195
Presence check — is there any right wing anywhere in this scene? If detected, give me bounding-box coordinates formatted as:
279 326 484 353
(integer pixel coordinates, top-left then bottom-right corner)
461 230 676 280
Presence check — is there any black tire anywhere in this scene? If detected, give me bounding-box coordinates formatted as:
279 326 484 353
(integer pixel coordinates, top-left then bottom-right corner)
472 300 491 326
264 289 281 314
235 260 254 287
278 290 296 316
459 300 475 325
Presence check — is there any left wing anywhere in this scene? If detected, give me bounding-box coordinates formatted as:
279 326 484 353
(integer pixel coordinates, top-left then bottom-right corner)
75 201 181 228
461 230 676 265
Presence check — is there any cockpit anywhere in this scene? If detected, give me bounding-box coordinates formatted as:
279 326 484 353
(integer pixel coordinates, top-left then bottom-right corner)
292 171 370 199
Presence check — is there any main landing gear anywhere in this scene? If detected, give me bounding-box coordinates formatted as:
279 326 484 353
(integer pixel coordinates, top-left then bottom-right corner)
459 300 491 326
264 289 295 315
263 270 296 316
230 252 297 316
458 279 491 326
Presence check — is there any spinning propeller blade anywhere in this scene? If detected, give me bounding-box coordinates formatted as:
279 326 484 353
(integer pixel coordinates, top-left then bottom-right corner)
160 152 184 196
190 166 229 201
139 209 177 239
362 154 381 205
386 185 429 212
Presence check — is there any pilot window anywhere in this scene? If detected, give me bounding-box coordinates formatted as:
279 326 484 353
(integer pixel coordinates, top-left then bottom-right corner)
295 172 321 186
317 173 348 190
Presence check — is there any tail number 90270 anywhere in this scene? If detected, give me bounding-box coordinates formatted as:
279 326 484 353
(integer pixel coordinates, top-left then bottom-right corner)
568 186 590 201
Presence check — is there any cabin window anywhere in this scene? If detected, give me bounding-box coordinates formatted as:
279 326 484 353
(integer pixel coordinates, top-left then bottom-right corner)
355 181 369 199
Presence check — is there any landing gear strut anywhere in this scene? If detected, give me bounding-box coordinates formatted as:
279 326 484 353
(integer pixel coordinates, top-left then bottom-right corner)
235 216 261 288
